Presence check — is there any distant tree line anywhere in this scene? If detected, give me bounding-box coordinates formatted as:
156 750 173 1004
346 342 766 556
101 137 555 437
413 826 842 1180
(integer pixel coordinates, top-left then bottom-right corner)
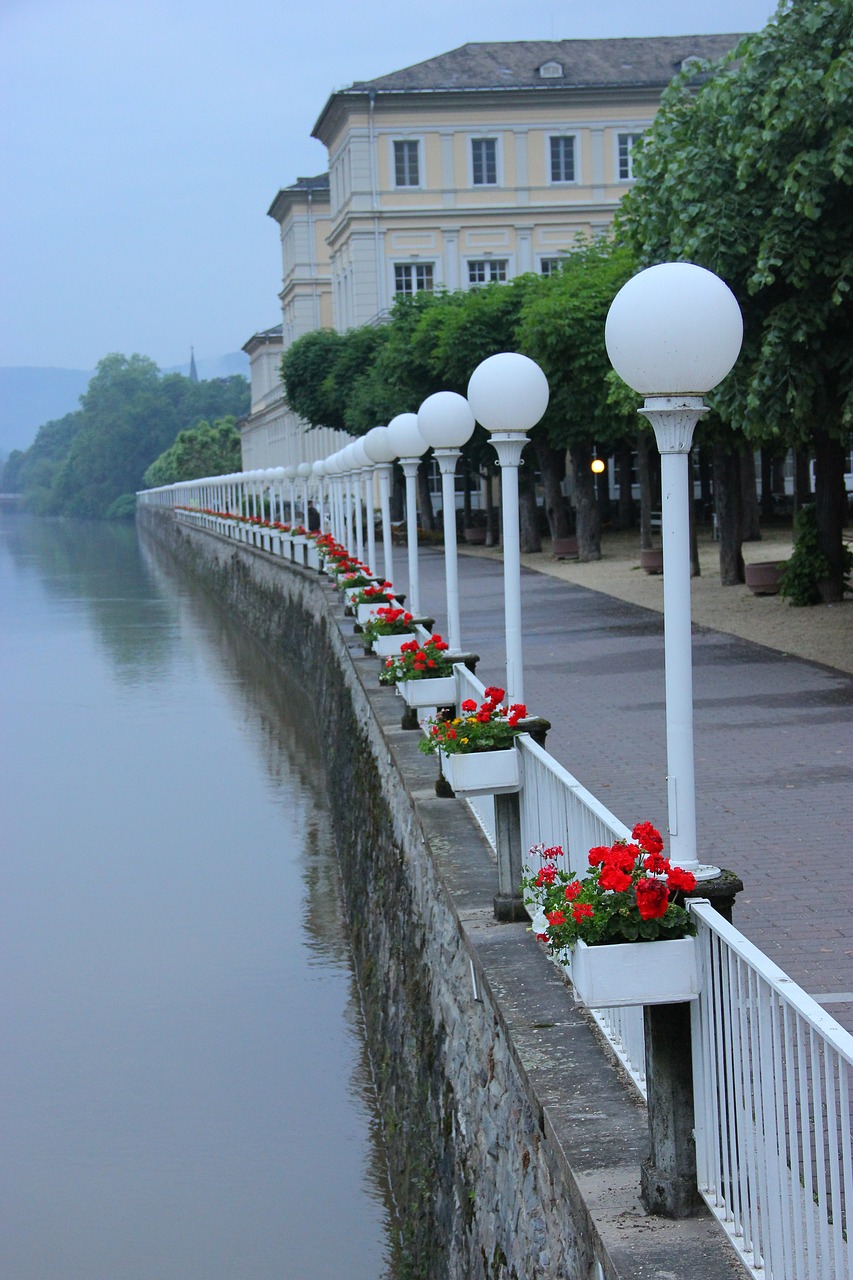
1 354 248 519
283 0 851 601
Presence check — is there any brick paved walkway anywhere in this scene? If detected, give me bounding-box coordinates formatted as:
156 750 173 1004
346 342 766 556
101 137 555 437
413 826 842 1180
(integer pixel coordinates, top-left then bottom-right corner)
400 546 853 1034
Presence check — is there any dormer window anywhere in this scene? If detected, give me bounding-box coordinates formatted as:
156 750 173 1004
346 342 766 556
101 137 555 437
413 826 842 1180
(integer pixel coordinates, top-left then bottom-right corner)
539 61 563 79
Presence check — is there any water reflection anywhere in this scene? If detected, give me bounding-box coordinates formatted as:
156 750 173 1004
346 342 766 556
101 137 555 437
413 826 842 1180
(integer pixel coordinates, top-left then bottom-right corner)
1 513 179 684
1 514 397 1280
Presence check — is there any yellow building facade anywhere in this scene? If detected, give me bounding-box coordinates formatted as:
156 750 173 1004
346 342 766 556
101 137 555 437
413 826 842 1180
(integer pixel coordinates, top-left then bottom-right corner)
241 35 743 468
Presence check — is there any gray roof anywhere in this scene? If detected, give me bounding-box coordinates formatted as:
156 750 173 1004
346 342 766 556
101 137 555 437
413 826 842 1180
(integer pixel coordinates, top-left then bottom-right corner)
347 36 744 93
286 173 330 192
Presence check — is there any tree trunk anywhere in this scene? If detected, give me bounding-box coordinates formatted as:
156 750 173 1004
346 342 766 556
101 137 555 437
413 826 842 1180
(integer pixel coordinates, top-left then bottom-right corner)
519 468 541 553
416 461 435 532
596 462 611 528
760 449 774 522
570 443 601 561
391 464 404 523
812 425 847 603
793 449 811 514
689 451 700 577
637 432 654 551
485 471 497 546
537 443 571 540
712 439 745 585
740 447 761 541
698 445 713 528
617 443 634 529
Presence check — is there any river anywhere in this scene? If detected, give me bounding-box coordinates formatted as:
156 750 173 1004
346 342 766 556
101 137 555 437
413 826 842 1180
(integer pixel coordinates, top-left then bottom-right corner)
0 513 396 1279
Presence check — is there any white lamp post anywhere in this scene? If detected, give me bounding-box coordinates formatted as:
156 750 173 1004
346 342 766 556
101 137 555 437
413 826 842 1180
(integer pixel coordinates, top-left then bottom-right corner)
342 442 364 564
362 425 397 585
387 412 429 615
467 353 549 703
312 459 326 532
297 462 312 527
349 438 375 574
284 465 298 525
417 392 476 653
605 262 743 877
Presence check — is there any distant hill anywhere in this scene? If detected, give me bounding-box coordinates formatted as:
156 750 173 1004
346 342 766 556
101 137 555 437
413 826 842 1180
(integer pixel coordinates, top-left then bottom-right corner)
0 353 250 460
0 367 92 459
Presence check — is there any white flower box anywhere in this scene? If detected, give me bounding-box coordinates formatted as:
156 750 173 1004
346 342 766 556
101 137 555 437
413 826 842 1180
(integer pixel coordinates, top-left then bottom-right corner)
357 600 392 624
372 632 417 657
566 936 699 1009
439 746 520 797
397 676 456 707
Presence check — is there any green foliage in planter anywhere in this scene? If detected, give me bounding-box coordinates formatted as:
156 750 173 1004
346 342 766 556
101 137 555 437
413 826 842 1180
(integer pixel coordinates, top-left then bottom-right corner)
779 505 852 606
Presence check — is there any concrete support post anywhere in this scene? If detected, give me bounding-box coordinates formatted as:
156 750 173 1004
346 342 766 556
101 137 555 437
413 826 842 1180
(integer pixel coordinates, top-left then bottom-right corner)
493 792 528 922
641 1001 703 1218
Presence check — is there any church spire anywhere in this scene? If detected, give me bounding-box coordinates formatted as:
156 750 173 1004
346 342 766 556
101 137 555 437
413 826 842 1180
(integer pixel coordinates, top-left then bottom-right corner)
189 346 199 382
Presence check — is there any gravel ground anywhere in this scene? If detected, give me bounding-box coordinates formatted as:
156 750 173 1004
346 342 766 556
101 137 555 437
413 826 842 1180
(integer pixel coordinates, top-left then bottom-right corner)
462 528 853 675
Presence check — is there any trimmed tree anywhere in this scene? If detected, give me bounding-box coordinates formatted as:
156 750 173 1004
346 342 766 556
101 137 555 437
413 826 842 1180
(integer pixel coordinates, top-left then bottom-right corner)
619 0 853 599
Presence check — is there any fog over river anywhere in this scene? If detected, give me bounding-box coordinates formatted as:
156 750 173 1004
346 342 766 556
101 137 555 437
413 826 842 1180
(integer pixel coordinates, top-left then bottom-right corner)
0 513 397 1280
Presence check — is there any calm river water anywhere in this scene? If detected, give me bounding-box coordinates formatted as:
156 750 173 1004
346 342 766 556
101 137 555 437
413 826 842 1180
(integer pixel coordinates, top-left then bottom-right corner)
0 513 396 1279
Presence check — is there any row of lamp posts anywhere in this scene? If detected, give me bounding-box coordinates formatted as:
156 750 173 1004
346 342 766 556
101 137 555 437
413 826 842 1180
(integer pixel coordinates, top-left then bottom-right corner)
165 263 744 1219
235 263 743 888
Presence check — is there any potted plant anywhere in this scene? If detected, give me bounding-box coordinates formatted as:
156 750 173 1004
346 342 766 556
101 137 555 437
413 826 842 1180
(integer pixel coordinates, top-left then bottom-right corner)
362 606 417 656
522 823 700 1007
419 687 527 796
354 581 398 623
381 635 456 706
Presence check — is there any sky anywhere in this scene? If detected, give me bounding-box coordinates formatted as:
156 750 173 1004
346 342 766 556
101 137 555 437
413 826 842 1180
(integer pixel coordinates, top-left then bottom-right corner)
0 0 781 374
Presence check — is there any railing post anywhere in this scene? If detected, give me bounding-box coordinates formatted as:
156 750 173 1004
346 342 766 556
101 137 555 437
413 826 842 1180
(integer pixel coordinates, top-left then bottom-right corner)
493 793 527 923
641 1000 703 1217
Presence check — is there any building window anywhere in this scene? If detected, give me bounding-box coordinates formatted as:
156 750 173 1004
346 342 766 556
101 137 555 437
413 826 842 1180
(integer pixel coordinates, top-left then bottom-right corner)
394 140 420 187
618 133 644 181
394 262 434 295
540 257 565 277
471 137 498 185
468 259 508 286
550 136 576 183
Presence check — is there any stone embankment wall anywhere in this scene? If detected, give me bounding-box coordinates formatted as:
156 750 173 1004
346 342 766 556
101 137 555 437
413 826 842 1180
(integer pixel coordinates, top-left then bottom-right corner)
138 508 747 1280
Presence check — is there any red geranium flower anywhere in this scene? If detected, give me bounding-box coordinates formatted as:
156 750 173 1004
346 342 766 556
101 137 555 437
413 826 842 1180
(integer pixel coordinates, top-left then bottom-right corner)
666 866 697 893
546 909 567 927
599 865 632 893
572 903 594 922
632 821 664 855
643 852 670 875
635 878 670 920
588 846 611 866
461 699 477 713
536 865 557 887
564 881 582 902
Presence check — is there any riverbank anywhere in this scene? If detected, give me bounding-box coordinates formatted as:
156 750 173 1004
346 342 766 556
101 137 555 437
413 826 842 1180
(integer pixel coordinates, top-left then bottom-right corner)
460 528 852 675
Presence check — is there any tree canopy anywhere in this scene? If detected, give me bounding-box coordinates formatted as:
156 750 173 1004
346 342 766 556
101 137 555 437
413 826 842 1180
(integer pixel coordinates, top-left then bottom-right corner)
142 417 242 488
2 354 249 518
618 0 853 596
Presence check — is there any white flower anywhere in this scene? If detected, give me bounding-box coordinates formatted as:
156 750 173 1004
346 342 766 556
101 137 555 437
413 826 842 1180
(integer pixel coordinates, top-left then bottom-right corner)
530 908 550 935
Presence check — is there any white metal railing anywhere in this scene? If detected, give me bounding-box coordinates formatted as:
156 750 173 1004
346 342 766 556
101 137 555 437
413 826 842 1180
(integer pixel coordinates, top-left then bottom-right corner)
691 901 853 1280
148 494 853 1280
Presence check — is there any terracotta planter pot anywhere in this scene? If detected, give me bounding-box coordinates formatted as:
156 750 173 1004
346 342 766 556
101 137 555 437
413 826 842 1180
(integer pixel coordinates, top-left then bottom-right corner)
566 936 699 1009
744 560 786 595
439 746 520 797
552 537 578 560
640 547 664 575
397 675 456 707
